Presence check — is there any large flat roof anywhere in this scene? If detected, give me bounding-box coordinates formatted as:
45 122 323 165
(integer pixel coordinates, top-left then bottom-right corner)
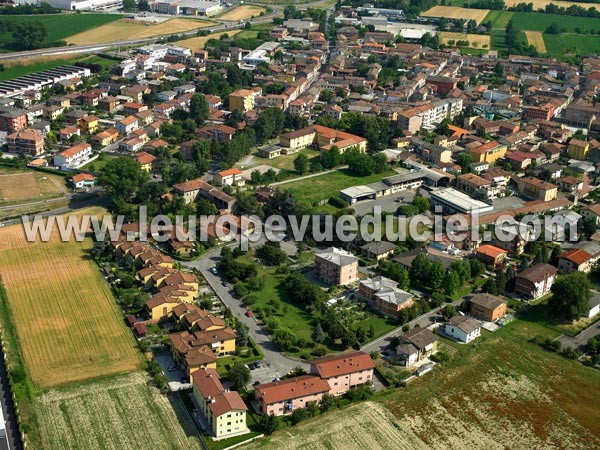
431 187 493 214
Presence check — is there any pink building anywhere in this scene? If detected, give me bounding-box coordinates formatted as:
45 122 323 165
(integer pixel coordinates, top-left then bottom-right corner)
254 375 329 416
314 247 359 285
310 351 375 396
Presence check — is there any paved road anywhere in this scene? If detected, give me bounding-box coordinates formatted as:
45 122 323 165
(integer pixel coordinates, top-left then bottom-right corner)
557 321 600 351
181 244 309 378
0 343 23 450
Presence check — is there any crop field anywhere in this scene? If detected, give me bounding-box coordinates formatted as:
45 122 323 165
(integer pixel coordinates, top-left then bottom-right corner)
0 168 66 206
0 13 122 52
510 12 600 33
439 32 490 48
0 207 142 387
219 5 266 21
251 319 600 449
544 33 600 56
524 30 547 53
176 30 242 51
67 18 212 45
422 6 490 25
36 372 203 450
504 0 600 8
280 168 396 204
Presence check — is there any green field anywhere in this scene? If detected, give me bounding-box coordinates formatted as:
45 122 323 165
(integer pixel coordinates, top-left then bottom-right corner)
249 317 600 449
543 33 600 56
510 11 600 33
280 168 396 204
81 153 119 173
0 13 122 51
0 54 117 82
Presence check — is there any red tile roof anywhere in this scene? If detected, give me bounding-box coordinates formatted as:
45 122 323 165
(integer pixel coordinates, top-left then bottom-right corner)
255 375 329 404
310 351 374 379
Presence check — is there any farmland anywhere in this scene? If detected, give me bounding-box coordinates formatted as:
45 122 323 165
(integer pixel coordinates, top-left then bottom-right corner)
67 18 213 46
176 30 242 52
0 167 66 206
504 0 600 8
219 5 266 21
0 13 122 52
279 168 396 204
509 12 600 33
439 32 490 48
544 33 600 56
422 6 490 25
36 372 203 450
524 31 547 53
250 319 600 449
0 207 142 388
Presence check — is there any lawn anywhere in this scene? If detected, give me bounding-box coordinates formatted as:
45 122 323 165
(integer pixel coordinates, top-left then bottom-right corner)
35 372 203 450
280 168 396 204
234 22 275 40
255 148 321 171
0 13 122 51
0 166 66 206
0 207 142 388
81 153 119 173
249 318 600 449
0 54 118 82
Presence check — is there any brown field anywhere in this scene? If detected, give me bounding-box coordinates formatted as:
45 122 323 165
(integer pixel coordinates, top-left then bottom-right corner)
36 372 202 450
177 30 242 51
524 30 547 53
0 207 142 388
422 6 490 25
250 319 600 449
219 5 265 21
0 168 66 206
505 0 599 9
67 18 212 45
439 32 491 48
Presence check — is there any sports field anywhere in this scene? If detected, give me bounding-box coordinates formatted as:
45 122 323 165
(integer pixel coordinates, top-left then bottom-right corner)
422 6 490 25
0 207 142 388
0 168 66 206
36 372 202 450
524 31 547 53
67 18 212 45
219 5 265 21
439 32 490 48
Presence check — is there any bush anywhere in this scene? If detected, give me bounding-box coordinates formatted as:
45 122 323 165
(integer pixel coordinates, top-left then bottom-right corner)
430 351 451 363
328 196 349 208
311 347 327 357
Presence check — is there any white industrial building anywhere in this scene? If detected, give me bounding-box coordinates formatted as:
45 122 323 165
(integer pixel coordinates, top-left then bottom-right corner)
150 0 222 16
43 0 122 10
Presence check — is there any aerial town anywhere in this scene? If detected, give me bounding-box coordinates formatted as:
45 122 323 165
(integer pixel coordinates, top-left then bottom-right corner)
0 0 598 449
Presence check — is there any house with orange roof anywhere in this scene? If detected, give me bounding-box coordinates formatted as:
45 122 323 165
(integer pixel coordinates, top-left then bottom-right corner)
215 168 245 187
192 368 248 438
54 142 92 168
558 248 593 273
476 244 508 268
91 127 119 147
135 151 156 172
254 375 330 416
71 173 96 189
309 351 374 395
468 141 507 163
78 115 99 134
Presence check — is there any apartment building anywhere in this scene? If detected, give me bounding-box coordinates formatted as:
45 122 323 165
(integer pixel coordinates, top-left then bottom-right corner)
53 142 92 168
7 128 45 155
310 351 375 396
315 247 359 285
398 98 463 133
254 375 330 416
358 276 413 318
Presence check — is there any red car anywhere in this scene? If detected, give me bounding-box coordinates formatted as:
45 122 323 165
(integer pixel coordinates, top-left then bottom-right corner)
245 310 253 317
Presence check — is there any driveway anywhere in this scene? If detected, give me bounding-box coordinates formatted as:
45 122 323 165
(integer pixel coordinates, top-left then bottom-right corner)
352 189 417 216
557 322 600 351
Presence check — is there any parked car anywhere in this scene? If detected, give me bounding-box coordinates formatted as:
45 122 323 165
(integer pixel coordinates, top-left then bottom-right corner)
245 310 253 317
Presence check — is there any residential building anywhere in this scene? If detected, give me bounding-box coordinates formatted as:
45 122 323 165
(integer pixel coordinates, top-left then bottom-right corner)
6 128 44 155
468 141 507 164
70 173 96 189
396 328 438 367
191 369 248 438
358 276 413 318
215 168 245 187
567 138 590 160
254 375 329 416
398 99 463 133
197 124 237 143
315 247 359 285
456 173 498 200
228 88 262 113
54 142 92 168
279 127 317 151
78 115 98 133
469 293 507 322
514 263 557 298
558 248 593 273
360 241 396 261
116 115 139 135
443 315 481 343
512 176 557 201
309 351 374 396
475 244 508 268
135 152 156 172
0 109 27 132
91 128 119 147
171 178 235 210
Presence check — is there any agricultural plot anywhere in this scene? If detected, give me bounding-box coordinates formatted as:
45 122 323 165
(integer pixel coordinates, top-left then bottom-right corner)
0 168 66 206
0 13 122 52
176 30 242 51
36 372 203 450
280 168 396 204
67 18 212 45
0 207 142 387
504 0 600 9
219 5 266 21
524 30 547 53
543 33 600 56
439 32 490 48
422 6 490 25
510 12 600 33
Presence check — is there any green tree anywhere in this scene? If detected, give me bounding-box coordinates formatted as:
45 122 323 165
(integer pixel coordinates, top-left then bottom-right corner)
444 271 460 296
549 272 592 321
98 157 148 202
189 93 210 125
14 20 47 50
258 413 279 435
122 0 136 10
455 153 472 174
412 195 430 213
427 262 445 290
294 154 309 174
227 362 251 390
442 305 457 320
311 323 325 344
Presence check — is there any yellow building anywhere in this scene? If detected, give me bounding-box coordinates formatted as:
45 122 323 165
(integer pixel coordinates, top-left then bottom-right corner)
279 127 317 150
78 115 99 134
145 296 181 322
469 141 507 163
192 369 249 439
567 138 590 160
512 176 558 201
228 88 261 113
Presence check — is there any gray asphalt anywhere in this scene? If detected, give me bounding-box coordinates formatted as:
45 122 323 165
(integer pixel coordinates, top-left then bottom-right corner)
557 321 600 351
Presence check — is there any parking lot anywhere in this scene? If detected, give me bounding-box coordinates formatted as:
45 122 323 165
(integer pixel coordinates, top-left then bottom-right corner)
352 189 418 216
247 360 285 387
153 350 191 391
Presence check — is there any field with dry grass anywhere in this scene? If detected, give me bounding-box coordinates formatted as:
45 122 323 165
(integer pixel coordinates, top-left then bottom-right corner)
177 30 242 51
524 30 547 53
504 0 599 9
0 207 141 388
219 5 265 21
249 319 600 449
0 168 66 206
422 6 490 25
67 18 212 45
36 372 203 450
439 32 491 48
